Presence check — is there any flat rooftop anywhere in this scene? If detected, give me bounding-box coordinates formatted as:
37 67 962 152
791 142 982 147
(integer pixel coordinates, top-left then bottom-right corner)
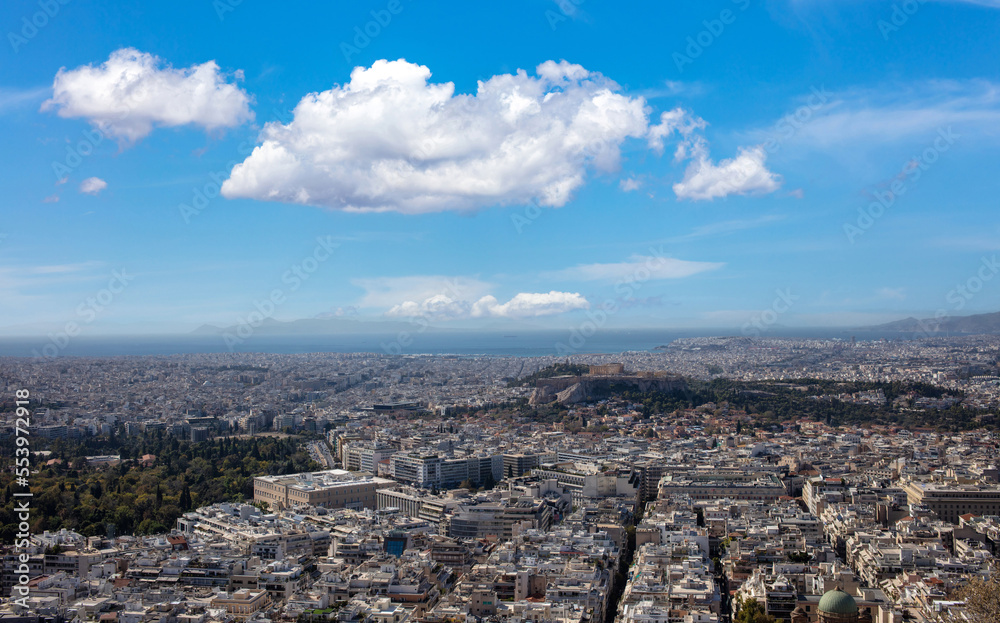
255 469 395 490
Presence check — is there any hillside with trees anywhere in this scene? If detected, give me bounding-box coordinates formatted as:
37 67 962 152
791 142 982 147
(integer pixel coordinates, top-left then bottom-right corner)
0 433 319 540
518 376 995 432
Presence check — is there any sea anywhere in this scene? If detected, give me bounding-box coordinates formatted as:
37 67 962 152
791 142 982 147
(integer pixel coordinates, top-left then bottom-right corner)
0 328 926 359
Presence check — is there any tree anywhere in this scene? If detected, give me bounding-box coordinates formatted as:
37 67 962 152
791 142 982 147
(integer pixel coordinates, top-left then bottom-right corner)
947 575 1000 623
136 518 166 535
179 484 192 510
734 597 776 623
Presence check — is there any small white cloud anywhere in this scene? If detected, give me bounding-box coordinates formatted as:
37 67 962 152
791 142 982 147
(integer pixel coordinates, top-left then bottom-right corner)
387 291 589 320
79 177 107 195
673 141 781 201
877 287 906 301
42 47 253 144
42 194 60 203
316 306 359 319
620 177 642 192
27 261 104 275
544 255 724 282
0 86 50 113
386 295 472 320
471 291 590 318
670 215 786 242
55 176 68 186
647 108 706 154
645 108 781 201
352 275 493 309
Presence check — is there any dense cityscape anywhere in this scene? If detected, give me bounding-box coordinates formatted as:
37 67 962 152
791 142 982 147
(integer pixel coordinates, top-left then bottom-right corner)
0 334 998 622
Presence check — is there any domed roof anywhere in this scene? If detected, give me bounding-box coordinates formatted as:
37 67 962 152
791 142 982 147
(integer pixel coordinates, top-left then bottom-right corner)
819 588 858 614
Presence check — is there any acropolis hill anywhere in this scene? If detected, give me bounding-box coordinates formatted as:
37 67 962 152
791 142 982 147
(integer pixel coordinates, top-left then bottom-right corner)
529 364 688 405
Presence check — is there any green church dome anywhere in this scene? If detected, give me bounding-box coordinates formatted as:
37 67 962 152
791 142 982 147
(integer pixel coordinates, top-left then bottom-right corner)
819 588 858 615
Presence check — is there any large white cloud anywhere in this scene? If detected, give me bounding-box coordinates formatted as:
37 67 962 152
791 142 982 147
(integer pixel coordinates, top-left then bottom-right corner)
387 291 589 320
42 48 253 143
221 59 652 213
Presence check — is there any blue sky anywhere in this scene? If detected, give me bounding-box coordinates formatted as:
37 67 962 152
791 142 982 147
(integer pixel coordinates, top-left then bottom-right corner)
2 0 1000 335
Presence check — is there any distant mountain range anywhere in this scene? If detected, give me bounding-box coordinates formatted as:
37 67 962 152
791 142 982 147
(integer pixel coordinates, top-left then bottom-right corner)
187 310 1000 337
865 310 1000 334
